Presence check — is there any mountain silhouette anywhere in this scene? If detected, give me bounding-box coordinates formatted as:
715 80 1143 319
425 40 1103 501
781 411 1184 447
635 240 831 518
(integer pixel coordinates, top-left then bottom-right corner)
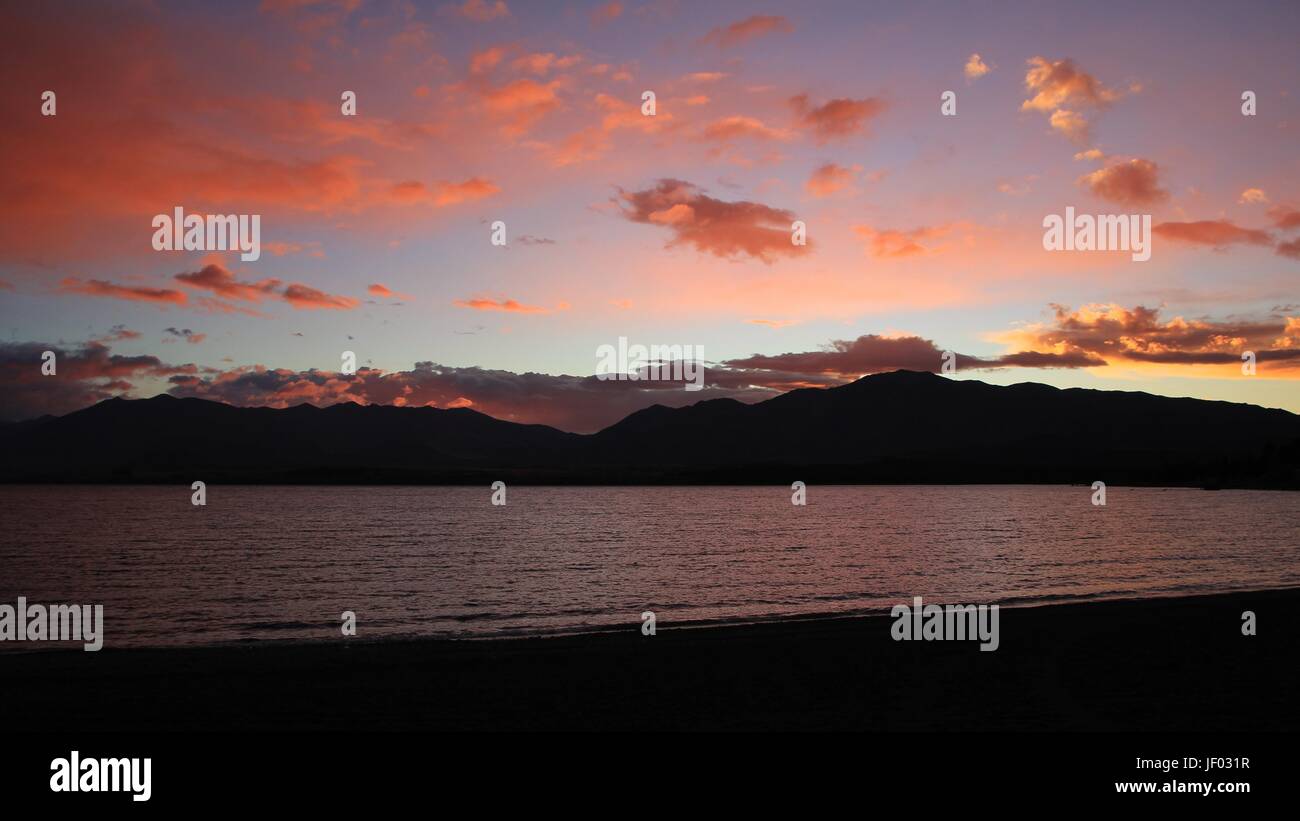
3 371 1298 488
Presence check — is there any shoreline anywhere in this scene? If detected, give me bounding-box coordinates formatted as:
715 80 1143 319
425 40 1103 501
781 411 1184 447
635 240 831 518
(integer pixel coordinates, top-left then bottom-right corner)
4 478 1298 490
3 583 1297 654
3 587 1296 731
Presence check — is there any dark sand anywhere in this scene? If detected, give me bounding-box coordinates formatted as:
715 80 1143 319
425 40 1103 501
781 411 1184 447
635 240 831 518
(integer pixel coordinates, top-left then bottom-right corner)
2 589 1295 731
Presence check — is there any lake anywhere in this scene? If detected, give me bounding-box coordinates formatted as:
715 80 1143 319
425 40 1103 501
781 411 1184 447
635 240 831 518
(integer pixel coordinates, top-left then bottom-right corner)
1 484 1296 648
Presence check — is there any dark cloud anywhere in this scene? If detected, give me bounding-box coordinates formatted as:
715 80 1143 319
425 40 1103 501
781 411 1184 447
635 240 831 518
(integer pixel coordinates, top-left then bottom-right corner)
164 327 206 344
0 341 196 421
722 333 1102 380
95 325 142 343
7 305 1296 427
167 362 777 433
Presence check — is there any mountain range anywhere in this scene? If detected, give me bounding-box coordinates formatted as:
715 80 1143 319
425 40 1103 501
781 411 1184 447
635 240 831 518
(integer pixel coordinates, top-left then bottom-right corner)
3 371 1298 488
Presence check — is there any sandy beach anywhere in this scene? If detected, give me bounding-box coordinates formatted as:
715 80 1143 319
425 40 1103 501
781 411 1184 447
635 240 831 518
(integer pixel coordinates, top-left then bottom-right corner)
2 588 1295 732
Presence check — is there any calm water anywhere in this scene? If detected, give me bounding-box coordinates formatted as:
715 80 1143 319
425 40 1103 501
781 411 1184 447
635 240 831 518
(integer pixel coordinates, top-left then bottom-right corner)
1 485 1297 649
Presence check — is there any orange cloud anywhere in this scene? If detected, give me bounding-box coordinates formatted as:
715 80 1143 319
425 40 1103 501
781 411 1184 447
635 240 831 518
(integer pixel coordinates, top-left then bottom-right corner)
590 1 622 25
231 95 445 151
527 92 670 167
1021 56 1127 144
701 115 790 142
1268 205 1300 230
1021 56 1123 113
790 94 887 142
388 177 501 207
454 296 551 313
0 6 468 263
618 179 809 263
511 52 582 75
992 303 1300 373
470 45 506 73
805 163 859 197
534 127 609 168
174 263 357 311
1152 220 1273 249
595 92 668 132
482 78 564 135
1078 158 1169 206
852 225 953 258
964 53 991 80
258 0 361 35
262 241 322 257
448 0 509 22
368 283 414 300
175 264 282 302
1049 109 1090 142
59 278 188 306
701 15 794 48
282 284 360 310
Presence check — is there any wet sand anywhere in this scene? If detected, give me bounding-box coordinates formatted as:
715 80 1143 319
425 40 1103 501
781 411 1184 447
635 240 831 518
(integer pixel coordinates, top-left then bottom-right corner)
2 588 1295 731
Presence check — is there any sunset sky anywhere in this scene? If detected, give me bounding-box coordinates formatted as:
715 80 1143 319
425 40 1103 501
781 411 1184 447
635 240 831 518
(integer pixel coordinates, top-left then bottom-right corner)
2 0 1298 431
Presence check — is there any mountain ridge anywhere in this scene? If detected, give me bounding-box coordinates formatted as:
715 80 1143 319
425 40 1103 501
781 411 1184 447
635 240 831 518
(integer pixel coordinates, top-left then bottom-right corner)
3 370 1297 488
